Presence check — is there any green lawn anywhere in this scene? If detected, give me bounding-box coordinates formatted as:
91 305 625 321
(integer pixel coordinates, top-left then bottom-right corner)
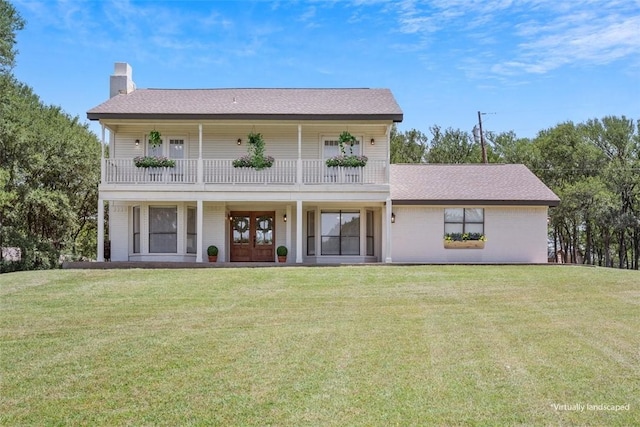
1 266 638 426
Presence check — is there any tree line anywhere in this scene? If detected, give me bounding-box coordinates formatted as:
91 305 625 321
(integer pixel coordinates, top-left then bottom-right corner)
1 1 100 272
391 118 640 269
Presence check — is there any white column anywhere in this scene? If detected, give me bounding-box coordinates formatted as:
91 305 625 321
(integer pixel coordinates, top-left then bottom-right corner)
285 205 292 262
97 198 104 262
385 198 392 263
297 124 303 185
296 200 303 263
196 199 204 262
197 124 204 184
100 124 106 184
385 124 391 184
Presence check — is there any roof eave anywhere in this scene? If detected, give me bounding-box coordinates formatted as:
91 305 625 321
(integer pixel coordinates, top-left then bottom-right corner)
392 199 560 207
86 112 404 122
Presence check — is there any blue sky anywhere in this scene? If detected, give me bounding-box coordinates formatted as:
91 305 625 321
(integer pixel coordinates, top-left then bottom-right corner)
11 0 640 139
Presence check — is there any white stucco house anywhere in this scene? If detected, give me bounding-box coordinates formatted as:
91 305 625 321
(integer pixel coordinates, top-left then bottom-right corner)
88 63 559 265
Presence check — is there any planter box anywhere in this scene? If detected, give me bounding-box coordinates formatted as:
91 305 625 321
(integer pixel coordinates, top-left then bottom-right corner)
444 240 485 249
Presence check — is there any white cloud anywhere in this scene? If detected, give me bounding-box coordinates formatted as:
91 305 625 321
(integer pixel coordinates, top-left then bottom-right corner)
381 0 640 78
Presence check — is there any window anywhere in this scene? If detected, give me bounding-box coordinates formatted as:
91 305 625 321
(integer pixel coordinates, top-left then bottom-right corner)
132 206 140 253
323 137 361 158
321 211 360 255
366 211 374 256
169 139 184 159
444 208 484 235
186 207 196 254
147 137 163 157
323 137 363 183
149 206 177 253
307 211 316 256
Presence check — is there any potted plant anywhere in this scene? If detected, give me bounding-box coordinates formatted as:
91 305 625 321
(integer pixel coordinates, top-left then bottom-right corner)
148 130 162 147
207 245 219 262
444 233 486 249
133 156 176 168
276 245 288 263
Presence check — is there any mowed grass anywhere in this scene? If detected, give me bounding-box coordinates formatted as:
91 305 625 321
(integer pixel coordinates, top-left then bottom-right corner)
1 266 638 426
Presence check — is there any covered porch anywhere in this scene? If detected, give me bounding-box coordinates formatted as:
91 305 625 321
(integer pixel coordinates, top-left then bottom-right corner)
97 197 394 264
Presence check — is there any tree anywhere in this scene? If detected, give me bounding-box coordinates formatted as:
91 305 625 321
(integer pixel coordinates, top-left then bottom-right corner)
0 0 25 74
0 5 101 271
487 130 538 166
390 125 428 163
426 125 481 163
531 118 640 269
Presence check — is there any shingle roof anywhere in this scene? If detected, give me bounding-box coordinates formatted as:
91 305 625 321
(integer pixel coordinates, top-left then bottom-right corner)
87 88 403 121
390 164 560 206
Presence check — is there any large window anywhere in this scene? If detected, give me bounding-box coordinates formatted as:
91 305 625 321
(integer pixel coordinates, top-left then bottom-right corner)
366 210 374 256
307 211 316 256
186 207 196 254
149 206 177 253
132 206 140 253
321 211 360 255
444 208 484 235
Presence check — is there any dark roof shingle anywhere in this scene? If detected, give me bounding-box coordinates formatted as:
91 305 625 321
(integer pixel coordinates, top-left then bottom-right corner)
390 164 560 206
87 88 403 121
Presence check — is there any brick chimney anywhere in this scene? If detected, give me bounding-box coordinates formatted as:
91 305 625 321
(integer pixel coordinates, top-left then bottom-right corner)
109 62 136 98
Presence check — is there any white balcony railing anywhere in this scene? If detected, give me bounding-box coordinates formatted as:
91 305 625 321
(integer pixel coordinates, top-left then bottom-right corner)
302 160 386 184
104 159 198 184
102 159 387 186
204 159 297 184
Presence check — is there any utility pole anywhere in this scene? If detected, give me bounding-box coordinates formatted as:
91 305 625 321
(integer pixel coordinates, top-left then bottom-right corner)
477 111 488 164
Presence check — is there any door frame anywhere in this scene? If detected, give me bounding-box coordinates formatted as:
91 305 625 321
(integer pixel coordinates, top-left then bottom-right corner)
229 211 276 262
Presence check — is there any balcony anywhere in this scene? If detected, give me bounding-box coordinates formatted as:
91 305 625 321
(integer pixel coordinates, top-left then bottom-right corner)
102 159 388 185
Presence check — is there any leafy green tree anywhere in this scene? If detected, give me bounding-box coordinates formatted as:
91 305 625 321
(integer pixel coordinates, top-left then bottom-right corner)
426 125 481 164
487 131 538 166
534 117 640 268
0 6 101 271
0 0 24 74
390 125 428 163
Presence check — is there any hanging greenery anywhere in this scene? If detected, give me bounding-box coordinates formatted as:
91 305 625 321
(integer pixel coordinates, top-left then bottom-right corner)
233 217 250 234
233 132 274 170
338 131 357 155
148 130 162 147
325 131 368 168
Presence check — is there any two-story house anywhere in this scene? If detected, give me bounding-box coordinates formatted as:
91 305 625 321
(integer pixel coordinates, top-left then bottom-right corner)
88 63 559 265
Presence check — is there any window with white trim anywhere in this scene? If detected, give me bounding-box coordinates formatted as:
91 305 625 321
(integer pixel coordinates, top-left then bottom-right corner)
186 207 196 254
323 137 361 158
149 206 177 253
321 211 360 255
147 138 163 157
169 139 184 159
444 208 484 235
366 210 374 256
307 211 316 256
132 206 140 253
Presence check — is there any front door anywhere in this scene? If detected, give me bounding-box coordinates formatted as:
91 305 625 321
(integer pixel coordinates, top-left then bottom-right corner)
230 212 275 262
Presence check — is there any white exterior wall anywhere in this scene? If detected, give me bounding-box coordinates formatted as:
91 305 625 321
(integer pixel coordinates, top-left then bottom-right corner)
203 203 227 262
391 206 550 263
107 123 389 162
108 202 129 261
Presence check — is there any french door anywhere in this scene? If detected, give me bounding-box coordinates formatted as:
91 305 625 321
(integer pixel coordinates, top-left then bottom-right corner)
229 211 275 262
